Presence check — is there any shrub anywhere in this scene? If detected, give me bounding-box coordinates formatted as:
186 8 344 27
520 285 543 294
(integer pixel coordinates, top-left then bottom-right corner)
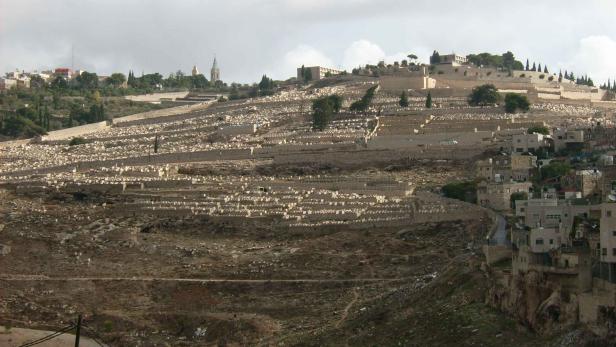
548 76 554 82
69 137 89 146
539 74 545 79
504 93 531 113
520 73 526 78
528 125 549 135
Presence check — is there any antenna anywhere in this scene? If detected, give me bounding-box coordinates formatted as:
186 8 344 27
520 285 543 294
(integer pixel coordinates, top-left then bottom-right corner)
71 44 74 71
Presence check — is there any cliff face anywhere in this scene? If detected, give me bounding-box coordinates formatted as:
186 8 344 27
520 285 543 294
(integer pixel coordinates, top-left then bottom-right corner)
486 270 579 333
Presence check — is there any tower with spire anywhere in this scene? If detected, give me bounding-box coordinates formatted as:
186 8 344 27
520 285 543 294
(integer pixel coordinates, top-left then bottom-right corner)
210 57 220 82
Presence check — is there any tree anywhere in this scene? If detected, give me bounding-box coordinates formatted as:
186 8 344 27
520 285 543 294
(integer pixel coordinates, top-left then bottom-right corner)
50 76 68 90
510 192 528 209
531 62 536 71
350 85 378 112
425 92 432 108
504 93 530 113
544 66 548 73
558 70 563 83
442 181 477 203
327 94 343 113
525 59 530 71
154 135 159 153
538 64 542 72
30 75 46 89
107 73 126 87
468 84 501 106
399 91 409 107
540 161 571 181
258 75 275 94
430 51 441 64
312 96 334 131
75 71 99 90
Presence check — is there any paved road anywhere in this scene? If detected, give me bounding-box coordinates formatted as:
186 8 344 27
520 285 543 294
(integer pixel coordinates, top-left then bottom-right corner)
491 214 508 245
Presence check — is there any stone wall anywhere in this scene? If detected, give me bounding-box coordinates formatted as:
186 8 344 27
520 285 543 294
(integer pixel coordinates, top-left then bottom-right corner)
41 121 109 141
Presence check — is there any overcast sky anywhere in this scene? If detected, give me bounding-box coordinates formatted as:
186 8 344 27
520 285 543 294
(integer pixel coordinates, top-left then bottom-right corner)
1 0 616 84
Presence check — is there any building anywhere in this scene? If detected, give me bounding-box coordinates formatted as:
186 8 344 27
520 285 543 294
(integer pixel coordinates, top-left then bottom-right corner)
599 203 616 283
0 77 17 91
511 133 548 153
297 66 343 81
54 68 72 80
476 154 536 183
192 65 200 77
210 58 220 82
576 169 602 198
435 53 468 66
477 181 532 211
553 129 585 152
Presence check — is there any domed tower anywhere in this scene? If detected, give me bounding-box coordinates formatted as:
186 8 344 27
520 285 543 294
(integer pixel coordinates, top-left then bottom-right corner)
210 57 220 82
191 65 199 76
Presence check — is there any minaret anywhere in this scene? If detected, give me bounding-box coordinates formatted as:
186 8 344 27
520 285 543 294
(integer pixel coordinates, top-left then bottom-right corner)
210 57 220 82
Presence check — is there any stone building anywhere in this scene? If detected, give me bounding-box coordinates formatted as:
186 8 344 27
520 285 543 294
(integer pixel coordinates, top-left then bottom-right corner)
192 65 200 77
296 66 343 81
477 181 532 211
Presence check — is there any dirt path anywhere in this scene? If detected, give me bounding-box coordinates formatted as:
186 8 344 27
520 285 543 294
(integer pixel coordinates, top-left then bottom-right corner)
0 274 403 284
335 288 360 328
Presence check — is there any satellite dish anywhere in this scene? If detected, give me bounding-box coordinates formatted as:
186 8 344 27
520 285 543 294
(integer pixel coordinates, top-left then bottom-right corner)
608 194 616 202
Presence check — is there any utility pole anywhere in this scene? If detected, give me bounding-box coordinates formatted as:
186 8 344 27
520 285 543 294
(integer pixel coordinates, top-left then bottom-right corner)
74 314 82 347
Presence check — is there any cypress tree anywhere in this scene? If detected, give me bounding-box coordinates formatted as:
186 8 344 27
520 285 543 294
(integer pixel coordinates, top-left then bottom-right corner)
532 62 536 71
425 92 432 109
544 66 548 73
399 91 409 107
525 59 530 71
538 64 542 72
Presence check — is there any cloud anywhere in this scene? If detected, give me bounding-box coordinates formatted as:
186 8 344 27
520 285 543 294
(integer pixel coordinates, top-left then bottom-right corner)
342 40 420 71
560 35 616 83
268 45 334 80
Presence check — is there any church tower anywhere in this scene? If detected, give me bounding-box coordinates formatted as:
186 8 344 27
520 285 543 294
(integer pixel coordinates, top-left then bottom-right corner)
191 65 199 76
210 57 220 82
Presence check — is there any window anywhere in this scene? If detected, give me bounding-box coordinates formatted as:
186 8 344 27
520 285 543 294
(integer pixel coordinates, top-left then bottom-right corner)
613 248 616 256
550 239 554 244
613 231 616 237
608 210 613 217
536 239 544 245
603 248 608 256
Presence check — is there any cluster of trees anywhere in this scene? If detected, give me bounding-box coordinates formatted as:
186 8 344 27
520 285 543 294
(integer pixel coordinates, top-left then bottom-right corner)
466 51 524 71
312 94 342 131
468 84 531 113
0 93 51 138
524 60 549 74
350 85 378 112
599 79 616 91
557 70 594 87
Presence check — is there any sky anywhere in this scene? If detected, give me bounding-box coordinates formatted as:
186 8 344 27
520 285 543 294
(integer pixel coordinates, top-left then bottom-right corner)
1 0 616 84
